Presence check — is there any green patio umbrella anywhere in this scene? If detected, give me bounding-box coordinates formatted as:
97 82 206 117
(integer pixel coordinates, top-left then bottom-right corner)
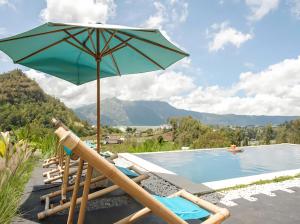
0 22 189 152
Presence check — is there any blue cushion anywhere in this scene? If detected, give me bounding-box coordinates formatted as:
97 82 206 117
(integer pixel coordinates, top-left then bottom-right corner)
116 166 139 177
153 195 210 220
63 146 72 156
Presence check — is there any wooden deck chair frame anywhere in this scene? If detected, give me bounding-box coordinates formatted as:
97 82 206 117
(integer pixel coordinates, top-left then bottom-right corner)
41 118 118 204
116 189 229 224
37 166 148 220
51 127 230 224
43 118 116 184
38 121 147 220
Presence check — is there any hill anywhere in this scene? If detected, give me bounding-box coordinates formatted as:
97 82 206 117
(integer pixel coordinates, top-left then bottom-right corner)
75 98 299 126
0 70 94 136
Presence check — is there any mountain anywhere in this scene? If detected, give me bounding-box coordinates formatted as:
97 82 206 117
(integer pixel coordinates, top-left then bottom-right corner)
74 98 299 126
0 70 94 136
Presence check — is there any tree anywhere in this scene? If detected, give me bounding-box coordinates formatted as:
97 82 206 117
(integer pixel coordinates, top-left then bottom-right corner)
261 124 274 145
157 135 164 144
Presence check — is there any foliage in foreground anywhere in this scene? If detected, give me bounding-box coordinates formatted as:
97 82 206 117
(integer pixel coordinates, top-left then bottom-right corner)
0 131 35 188
0 131 38 224
0 157 37 224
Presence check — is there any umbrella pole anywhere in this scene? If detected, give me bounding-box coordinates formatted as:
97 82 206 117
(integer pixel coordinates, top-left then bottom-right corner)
77 59 100 224
96 59 101 153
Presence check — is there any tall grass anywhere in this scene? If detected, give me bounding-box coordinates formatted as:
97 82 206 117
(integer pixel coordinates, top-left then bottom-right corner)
0 157 37 224
15 127 57 157
103 138 178 153
0 131 38 223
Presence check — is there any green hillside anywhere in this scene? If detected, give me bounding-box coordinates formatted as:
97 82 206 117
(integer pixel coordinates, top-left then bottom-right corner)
0 70 94 136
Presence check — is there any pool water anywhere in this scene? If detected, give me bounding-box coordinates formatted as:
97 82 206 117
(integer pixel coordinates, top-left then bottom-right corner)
137 144 300 183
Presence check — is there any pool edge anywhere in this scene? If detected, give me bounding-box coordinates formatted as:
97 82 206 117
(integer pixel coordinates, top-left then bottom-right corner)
119 152 300 193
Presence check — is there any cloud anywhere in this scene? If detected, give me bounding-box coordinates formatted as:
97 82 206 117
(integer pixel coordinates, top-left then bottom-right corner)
245 0 279 21
0 0 14 9
144 0 188 29
207 22 253 52
0 0 8 5
0 27 6 36
0 52 11 62
171 55 300 116
26 55 300 116
40 0 116 23
25 69 195 109
288 0 300 19
244 62 255 68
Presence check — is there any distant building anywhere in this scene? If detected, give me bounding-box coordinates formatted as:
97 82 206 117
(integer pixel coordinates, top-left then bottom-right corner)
103 135 124 144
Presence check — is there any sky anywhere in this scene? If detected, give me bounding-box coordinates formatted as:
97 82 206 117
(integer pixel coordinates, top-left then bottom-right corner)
1 0 300 116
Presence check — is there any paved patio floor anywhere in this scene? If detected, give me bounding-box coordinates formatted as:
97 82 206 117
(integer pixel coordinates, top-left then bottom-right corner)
13 162 300 224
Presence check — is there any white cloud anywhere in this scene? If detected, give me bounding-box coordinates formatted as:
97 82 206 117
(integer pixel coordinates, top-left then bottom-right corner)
172 56 300 116
288 0 300 19
25 69 195 109
144 0 188 29
0 0 14 9
25 55 300 116
40 0 116 23
0 52 10 62
0 27 6 36
0 0 7 5
207 22 253 52
144 1 166 29
244 62 255 68
245 0 279 21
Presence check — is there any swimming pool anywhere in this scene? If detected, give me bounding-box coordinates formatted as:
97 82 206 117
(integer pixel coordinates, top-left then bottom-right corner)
136 144 300 183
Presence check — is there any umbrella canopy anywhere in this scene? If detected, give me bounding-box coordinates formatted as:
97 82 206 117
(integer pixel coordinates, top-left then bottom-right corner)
0 22 188 84
0 22 189 152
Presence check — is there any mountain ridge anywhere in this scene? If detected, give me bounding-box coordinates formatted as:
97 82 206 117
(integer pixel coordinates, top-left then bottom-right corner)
74 98 299 126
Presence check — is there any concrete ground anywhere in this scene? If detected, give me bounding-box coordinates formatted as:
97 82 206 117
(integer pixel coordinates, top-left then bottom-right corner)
13 163 300 224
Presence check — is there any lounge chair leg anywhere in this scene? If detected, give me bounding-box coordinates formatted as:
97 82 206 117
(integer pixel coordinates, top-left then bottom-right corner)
67 159 84 224
61 156 70 203
77 164 93 224
37 175 147 220
40 175 107 202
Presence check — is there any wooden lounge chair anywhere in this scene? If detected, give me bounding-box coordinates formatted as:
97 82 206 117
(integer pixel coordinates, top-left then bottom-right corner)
51 126 230 224
39 119 144 218
43 118 115 185
38 163 147 220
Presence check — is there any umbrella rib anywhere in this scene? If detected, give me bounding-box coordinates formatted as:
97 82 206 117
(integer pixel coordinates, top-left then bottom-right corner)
101 32 121 76
87 29 96 53
82 28 95 48
64 30 95 56
15 28 88 63
0 26 80 43
100 31 116 56
64 39 96 57
102 37 132 57
106 30 165 70
113 29 189 57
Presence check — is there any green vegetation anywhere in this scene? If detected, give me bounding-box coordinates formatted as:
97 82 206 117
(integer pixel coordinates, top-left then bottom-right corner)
219 173 300 191
0 70 95 155
0 157 38 224
169 116 254 149
276 120 300 144
0 130 38 224
104 116 300 153
103 137 177 153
